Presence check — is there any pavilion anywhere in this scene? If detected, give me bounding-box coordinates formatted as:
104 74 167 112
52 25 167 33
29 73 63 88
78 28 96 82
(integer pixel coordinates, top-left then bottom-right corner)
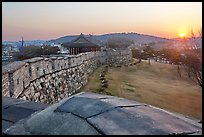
62 33 102 55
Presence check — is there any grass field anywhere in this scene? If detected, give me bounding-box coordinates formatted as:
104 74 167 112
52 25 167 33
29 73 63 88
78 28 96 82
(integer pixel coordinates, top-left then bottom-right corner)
79 60 202 120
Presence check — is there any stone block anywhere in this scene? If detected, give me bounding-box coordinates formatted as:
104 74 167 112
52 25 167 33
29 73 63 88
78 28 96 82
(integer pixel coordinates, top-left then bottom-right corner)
124 106 202 134
2 96 24 109
55 97 115 118
2 106 36 123
87 106 168 135
14 100 50 111
2 120 14 132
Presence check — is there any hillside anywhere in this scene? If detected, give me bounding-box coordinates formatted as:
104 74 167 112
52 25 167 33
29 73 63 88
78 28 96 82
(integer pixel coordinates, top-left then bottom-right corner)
79 60 202 120
3 34 201 50
48 32 171 45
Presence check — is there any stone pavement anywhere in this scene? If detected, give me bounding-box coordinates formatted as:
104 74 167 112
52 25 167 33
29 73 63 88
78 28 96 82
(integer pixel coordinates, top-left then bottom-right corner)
2 92 202 135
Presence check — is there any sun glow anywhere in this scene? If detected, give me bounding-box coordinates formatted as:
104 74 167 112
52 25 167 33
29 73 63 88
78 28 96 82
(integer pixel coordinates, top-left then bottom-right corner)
179 32 186 38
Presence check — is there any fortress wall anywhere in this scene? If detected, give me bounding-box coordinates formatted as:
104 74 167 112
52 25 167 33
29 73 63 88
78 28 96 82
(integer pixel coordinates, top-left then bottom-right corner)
2 70 10 97
2 49 132 104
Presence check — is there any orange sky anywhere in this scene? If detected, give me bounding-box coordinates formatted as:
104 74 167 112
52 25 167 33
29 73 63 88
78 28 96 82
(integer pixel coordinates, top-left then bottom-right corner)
2 2 202 41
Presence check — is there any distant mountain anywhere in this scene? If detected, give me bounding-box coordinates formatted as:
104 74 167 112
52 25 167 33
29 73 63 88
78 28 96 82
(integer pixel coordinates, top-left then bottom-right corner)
48 32 171 45
4 33 201 50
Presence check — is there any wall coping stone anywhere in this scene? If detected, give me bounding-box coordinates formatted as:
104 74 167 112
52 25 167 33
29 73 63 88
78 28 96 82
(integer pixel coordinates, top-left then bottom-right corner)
2 61 26 74
24 57 44 63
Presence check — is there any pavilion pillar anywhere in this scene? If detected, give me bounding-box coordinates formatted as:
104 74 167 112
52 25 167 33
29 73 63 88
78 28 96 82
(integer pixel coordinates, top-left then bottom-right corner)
74 48 76 55
71 48 73 55
75 48 77 55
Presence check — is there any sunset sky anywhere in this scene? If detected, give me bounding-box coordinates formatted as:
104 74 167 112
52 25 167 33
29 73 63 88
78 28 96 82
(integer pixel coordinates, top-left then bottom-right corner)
2 2 202 41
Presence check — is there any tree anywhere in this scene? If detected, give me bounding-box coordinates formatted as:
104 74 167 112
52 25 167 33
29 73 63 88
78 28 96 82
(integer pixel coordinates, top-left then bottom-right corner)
153 50 161 62
159 48 169 63
168 49 182 77
159 48 182 77
107 37 134 49
180 29 202 87
181 50 202 87
42 45 60 55
142 45 155 64
13 45 60 61
131 48 142 63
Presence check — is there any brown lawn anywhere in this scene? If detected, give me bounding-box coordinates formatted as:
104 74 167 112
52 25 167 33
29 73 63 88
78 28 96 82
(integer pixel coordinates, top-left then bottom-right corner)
79 60 202 120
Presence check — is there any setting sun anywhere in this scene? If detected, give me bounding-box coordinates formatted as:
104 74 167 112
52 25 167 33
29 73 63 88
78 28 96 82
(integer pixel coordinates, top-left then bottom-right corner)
179 32 186 38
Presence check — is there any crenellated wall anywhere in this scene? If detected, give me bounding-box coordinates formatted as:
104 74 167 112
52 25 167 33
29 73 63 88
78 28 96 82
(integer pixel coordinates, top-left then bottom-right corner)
2 49 132 104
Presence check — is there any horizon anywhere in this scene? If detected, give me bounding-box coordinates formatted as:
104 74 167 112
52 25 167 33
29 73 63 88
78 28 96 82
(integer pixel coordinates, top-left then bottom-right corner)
2 2 202 41
2 31 201 42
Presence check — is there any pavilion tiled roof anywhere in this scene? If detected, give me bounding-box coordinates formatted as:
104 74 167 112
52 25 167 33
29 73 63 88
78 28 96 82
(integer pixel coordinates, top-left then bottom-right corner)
62 33 102 48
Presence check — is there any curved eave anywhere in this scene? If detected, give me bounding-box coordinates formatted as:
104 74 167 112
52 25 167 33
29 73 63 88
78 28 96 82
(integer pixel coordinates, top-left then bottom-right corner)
62 43 101 48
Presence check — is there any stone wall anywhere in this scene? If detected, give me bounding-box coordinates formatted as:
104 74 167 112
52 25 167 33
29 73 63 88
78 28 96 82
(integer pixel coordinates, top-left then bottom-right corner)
2 49 132 104
2 71 10 97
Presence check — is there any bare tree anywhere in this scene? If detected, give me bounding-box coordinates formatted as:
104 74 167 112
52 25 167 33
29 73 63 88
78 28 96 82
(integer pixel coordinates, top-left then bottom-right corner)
142 45 155 64
14 45 60 61
131 48 142 63
181 29 202 87
159 48 182 77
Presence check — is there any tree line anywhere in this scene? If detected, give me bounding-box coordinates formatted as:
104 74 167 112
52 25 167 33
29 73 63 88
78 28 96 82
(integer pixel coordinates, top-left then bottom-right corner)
13 45 60 60
131 44 202 88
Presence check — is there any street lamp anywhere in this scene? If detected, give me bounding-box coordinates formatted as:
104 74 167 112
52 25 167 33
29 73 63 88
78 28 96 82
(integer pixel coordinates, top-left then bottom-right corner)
42 46 44 58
